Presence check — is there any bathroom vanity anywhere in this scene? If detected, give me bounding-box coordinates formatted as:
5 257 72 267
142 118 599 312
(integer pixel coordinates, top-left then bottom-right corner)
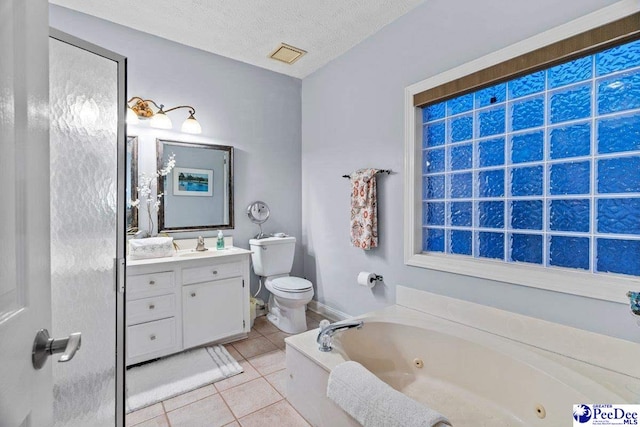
126 247 251 366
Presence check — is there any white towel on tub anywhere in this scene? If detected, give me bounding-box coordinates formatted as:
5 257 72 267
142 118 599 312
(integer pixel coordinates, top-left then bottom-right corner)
327 361 451 427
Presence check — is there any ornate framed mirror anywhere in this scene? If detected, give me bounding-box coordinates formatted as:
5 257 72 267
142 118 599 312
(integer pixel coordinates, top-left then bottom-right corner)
156 139 234 232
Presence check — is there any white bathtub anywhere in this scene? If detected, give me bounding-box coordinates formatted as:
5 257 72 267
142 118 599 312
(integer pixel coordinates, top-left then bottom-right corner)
285 305 631 427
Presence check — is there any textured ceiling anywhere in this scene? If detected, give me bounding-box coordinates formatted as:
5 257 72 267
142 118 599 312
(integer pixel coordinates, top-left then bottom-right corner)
49 0 426 79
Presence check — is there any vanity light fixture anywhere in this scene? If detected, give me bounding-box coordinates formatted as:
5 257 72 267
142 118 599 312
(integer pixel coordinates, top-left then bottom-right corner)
126 96 202 134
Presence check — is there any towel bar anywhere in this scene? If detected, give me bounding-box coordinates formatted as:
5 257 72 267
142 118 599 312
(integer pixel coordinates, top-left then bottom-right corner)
342 169 391 178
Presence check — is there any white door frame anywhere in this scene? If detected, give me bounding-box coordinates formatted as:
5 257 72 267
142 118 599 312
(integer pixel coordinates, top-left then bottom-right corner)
48 28 128 427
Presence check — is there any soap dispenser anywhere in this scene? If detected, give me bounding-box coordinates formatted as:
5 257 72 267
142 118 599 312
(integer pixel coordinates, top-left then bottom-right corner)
216 230 225 250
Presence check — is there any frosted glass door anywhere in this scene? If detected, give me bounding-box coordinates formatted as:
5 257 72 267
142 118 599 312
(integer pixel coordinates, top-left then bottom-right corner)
49 35 124 427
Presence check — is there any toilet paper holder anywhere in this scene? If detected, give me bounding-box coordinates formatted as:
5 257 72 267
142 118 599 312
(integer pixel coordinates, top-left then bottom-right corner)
357 272 384 288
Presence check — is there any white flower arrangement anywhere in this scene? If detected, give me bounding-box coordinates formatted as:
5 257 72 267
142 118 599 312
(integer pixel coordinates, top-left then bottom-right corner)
130 153 176 237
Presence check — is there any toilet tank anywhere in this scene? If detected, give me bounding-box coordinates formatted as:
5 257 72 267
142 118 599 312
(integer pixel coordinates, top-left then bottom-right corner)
249 236 296 277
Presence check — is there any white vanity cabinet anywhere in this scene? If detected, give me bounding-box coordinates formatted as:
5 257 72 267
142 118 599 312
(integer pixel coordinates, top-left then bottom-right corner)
181 261 246 348
126 248 251 366
182 277 245 348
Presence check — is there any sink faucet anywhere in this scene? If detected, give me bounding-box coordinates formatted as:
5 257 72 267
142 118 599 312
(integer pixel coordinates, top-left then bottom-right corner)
195 236 207 252
316 319 363 352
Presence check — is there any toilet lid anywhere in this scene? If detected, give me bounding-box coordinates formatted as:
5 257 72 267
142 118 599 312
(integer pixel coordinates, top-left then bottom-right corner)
271 276 312 293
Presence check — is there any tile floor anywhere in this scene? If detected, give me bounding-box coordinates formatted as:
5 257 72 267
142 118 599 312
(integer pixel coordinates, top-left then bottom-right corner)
125 311 324 427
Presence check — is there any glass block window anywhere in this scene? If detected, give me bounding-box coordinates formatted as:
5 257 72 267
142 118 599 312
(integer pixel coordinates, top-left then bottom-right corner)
421 38 640 277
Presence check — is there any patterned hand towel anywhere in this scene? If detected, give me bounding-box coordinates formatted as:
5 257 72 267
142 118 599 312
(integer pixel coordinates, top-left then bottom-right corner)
349 168 379 250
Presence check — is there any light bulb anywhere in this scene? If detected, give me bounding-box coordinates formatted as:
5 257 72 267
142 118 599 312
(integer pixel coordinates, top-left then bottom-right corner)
126 107 140 124
181 114 202 134
150 111 172 129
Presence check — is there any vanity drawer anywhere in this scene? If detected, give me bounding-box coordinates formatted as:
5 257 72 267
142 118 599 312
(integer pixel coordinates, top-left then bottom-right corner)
182 261 243 285
127 294 176 325
127 317 177 360
128 271 174 298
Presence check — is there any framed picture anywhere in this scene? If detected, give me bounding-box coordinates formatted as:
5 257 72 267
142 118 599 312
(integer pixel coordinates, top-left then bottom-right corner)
173 167 213 196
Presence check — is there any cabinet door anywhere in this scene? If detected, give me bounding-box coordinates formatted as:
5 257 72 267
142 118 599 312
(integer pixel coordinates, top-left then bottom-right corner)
182 277 244 349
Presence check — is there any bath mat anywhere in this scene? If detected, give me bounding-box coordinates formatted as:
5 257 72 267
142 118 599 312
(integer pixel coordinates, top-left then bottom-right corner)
126 345 243 413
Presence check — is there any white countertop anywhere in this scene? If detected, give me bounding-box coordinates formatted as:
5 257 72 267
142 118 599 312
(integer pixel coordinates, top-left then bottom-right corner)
127 246 252 266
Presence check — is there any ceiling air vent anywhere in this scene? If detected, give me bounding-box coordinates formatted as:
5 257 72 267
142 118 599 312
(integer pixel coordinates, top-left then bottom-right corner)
269 43 306 64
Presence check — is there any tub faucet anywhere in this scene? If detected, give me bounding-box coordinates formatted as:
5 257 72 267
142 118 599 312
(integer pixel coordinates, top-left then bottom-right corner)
195 236 207 251
316 319 364 352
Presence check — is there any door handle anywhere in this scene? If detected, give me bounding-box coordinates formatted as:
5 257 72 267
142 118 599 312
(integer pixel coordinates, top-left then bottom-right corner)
32 329 82 370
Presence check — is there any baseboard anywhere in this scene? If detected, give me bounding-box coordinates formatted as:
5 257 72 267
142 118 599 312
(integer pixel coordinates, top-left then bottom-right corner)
307 300 351 322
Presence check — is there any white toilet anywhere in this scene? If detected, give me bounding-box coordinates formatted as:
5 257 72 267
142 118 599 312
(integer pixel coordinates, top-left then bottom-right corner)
249 236 314 334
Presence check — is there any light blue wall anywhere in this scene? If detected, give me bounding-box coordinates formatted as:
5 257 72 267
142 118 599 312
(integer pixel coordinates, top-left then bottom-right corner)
50 5 303 301
301 0 640 342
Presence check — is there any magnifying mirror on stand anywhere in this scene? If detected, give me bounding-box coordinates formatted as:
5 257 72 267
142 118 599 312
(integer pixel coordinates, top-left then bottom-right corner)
247 201 270 239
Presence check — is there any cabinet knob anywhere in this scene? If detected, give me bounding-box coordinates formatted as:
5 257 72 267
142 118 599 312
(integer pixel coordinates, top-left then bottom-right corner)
149 334 156 341
148 304 155 310
149 280 156 285
191 292 196 297
212 270 218 275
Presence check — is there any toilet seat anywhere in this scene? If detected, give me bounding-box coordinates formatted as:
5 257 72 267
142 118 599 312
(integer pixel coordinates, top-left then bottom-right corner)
271 276 313 293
